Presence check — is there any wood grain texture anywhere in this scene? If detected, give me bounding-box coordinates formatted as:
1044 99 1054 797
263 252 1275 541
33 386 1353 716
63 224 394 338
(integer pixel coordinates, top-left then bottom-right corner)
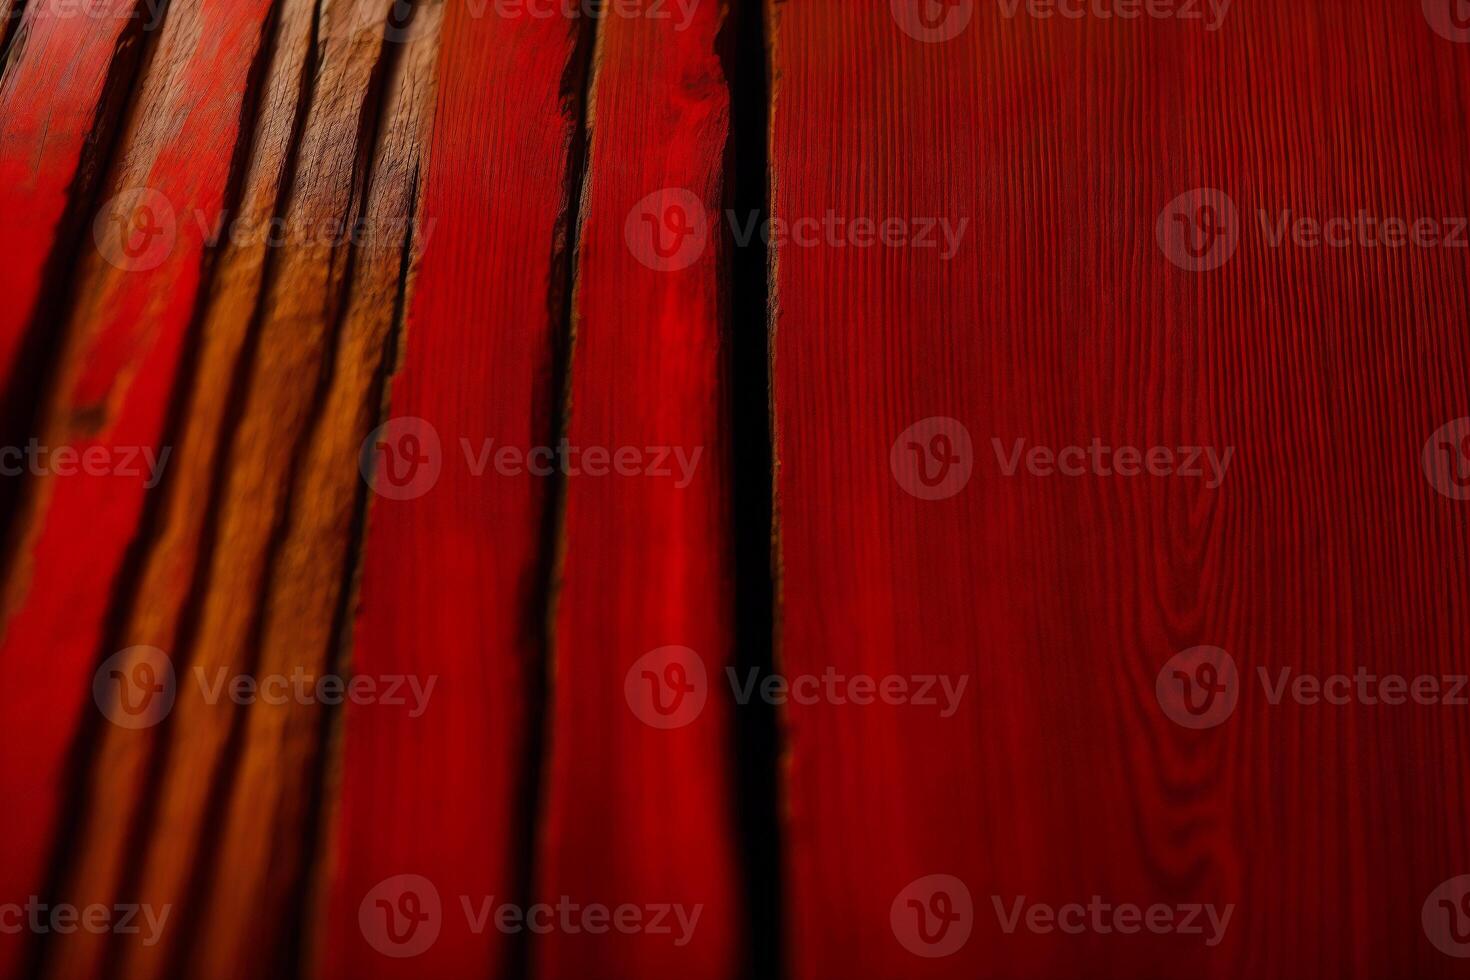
0 1 21 69
319 6 591 977
769 1 1470 977
40 1 323 975
195 5 442 976
29 2 437 978
0 2 274 975
90 2 401 975
0 0 146 387
531 3 742 978
0 1 1467 977
767 5 987 978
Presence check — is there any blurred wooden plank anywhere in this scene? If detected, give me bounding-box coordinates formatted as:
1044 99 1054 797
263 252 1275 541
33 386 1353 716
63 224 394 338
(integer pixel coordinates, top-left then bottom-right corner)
0 0 151 399
41 1 324 975
0 1 20 62
0 1 276 975
530 2 742 978
769 2 1470 978
188 4 443 975
318 7 592 978
32 2 444 978
80 1 407 976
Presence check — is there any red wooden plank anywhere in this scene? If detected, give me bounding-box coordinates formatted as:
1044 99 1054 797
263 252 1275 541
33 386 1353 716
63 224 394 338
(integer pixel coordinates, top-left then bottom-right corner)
0 0 147 389
767 8 988 977
530 3 741 978
38 1 324 976
771 2 1470 978
319 8 590 978
80 0 408 975
0 1 274 974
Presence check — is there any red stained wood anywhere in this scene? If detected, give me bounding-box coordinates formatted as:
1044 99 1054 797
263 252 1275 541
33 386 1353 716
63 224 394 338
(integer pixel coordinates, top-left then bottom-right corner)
0 1 274 974
39 1 326 975
767 8 988 977
23 0 443 975
0 2 1465 977
770 2 1470 978
0 0 147 389
62 1 421 976
319 9 590 978
531 4 742 978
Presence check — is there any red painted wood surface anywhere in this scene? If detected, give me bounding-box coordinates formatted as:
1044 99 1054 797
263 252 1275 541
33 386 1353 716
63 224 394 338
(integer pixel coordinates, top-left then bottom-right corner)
532 4 741 978
0 1 1467 977
0 2 274 974
70 1 408 976
37 2 328 976
320 8 589 978
0 0 144 388
770 2 1470 978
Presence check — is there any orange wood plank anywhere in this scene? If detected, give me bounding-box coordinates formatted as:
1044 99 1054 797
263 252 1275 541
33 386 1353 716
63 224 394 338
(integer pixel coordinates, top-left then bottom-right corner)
193 6 444 973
